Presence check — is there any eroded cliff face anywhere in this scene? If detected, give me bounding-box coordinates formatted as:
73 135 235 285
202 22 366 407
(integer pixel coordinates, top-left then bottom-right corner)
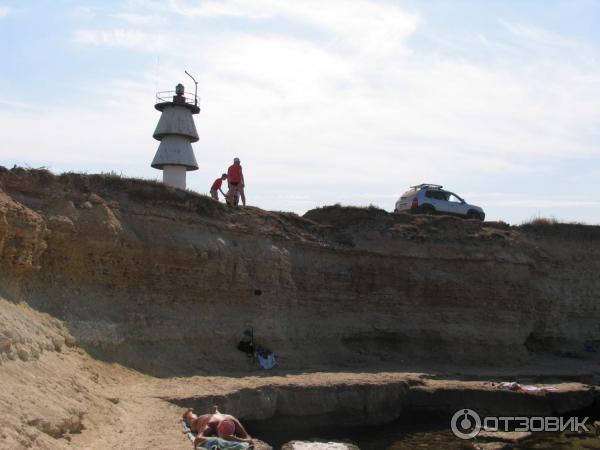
1 168 599 376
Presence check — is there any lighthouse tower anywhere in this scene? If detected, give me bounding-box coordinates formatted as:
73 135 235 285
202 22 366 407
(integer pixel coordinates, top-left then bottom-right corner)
151 83 199 189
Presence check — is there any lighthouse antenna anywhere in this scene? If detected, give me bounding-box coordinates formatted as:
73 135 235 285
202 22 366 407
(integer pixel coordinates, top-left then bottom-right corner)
184 70 198 106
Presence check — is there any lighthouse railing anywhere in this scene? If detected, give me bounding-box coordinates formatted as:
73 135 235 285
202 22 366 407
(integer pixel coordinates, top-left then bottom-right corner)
155 91 199 107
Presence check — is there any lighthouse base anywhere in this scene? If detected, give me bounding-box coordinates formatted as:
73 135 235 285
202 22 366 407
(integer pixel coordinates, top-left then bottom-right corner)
163 165 187 190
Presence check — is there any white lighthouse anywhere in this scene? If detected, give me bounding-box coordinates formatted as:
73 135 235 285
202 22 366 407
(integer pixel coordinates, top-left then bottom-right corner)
151 83 199 189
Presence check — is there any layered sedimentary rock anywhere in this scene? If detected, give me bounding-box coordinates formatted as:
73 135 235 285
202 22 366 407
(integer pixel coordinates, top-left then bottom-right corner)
1 168 599 376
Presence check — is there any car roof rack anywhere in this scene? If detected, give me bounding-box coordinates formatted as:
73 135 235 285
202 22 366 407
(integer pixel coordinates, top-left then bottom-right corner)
411 183 443 190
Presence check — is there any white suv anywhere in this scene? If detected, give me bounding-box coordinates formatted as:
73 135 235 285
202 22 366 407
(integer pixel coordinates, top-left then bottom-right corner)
394 184 485 220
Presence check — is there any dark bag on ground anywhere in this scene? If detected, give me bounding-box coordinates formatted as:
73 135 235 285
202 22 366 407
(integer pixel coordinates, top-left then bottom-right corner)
237 340 255 355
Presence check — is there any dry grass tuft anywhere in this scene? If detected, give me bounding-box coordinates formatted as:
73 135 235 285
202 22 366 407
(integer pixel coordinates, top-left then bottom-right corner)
521 215 559 226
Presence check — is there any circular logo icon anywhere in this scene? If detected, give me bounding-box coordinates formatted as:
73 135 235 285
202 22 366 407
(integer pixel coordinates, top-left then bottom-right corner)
451 408 482 439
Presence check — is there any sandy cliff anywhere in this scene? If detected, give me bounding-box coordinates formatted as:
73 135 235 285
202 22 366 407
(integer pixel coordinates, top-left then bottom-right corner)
1 168 599 377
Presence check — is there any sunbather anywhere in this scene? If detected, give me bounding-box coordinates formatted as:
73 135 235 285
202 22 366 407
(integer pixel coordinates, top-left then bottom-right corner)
183 406 253 447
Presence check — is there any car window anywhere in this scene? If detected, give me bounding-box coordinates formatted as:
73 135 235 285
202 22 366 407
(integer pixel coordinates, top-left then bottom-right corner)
448 193 462 203
426 190 447 201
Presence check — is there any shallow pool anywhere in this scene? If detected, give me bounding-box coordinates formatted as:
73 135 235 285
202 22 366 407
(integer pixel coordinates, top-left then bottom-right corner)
245 413 599 449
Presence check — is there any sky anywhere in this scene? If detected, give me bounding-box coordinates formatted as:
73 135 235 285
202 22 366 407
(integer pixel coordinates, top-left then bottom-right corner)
1 0 599 223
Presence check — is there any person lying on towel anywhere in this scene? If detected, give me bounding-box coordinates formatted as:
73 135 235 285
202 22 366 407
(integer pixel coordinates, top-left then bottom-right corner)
183 405 253 447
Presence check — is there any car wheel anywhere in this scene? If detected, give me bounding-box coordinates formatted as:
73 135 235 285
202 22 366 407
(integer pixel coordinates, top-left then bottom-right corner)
420 204 435 215
467 211 482 220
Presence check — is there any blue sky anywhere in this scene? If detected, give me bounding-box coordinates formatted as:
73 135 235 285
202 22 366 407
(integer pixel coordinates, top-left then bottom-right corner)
1 0 599 223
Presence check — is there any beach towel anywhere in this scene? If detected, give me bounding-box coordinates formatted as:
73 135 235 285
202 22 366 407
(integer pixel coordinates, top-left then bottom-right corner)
198 437 250 450
181 420 251 450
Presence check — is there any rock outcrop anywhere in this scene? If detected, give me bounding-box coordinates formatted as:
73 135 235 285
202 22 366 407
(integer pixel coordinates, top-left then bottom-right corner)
1 168 599 376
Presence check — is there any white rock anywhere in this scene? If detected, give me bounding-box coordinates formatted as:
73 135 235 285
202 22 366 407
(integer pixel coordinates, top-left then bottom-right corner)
282 441 359 450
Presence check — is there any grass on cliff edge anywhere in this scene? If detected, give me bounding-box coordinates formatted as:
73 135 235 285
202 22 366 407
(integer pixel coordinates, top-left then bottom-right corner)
0 166 315 229
0 166 230 213
521 214 586 226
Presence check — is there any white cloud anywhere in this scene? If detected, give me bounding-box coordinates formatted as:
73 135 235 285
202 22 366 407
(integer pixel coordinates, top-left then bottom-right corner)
165 0 272 19
0 5 11 17
500 20 559 43
72 28 168 52
499 19 599 63
67 5 98 21
112 12 165 26
162 0 419 55
0 98 36 110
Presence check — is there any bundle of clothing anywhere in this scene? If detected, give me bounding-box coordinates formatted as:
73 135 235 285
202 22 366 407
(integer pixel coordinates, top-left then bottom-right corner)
237 334 276 370
255 345 276 370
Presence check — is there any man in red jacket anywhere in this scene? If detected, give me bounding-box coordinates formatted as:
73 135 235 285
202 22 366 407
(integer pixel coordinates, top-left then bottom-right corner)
227 157 246 206
209 173 227 201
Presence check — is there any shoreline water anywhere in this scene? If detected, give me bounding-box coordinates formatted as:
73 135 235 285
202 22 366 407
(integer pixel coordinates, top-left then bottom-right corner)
248 410 600 450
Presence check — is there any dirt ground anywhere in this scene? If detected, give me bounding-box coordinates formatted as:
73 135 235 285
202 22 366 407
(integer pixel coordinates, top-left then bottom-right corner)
1 341 596 450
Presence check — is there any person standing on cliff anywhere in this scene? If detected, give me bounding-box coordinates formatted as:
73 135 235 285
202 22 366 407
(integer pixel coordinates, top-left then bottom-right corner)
227 157 246 206
209 173 228 201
